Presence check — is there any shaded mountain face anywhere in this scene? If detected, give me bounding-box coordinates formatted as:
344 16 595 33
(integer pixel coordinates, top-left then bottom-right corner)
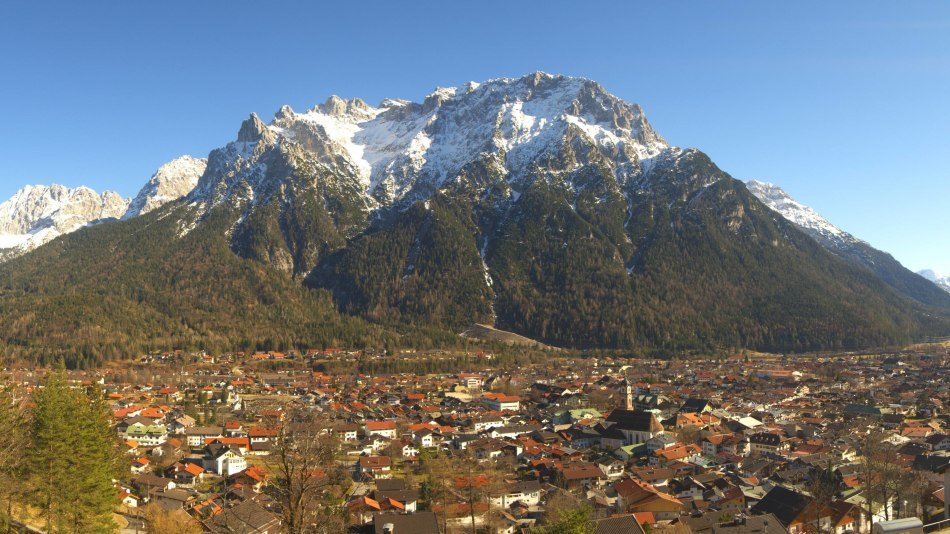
0 184 128 261
1 72 947 363
746 180 950 308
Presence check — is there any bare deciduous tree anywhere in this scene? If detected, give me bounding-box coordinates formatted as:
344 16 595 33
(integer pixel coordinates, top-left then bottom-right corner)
804 462 839 534
858 430 905 525
420 451 454 533
266 409 350 534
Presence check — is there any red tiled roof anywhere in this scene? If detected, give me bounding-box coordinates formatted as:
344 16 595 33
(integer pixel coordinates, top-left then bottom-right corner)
365 421 397 430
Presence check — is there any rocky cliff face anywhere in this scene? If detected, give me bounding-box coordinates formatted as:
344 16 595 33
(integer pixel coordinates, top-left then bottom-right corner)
123 155 207 219
0 184 128 260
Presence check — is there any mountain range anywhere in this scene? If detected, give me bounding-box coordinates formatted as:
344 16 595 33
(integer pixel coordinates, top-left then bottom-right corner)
0 72 947 366
0 156 206 261
0 185 128 262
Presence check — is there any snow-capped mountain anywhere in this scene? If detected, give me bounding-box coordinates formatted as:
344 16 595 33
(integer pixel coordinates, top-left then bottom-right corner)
2 72 948 356
0 155 206 262
919 269 950 294
123 155 207 219
188 72 669 215
747 179 950 307
745 180 862 250
178 72 684 278
0 185 129 260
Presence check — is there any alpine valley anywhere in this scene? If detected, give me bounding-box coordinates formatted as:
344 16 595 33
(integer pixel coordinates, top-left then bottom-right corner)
1 72 947 366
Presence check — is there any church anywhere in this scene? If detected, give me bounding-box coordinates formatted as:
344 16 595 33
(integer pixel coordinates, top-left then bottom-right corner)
603 378 666 445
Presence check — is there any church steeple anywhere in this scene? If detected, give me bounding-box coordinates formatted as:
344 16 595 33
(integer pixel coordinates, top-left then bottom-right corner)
619 377 633 410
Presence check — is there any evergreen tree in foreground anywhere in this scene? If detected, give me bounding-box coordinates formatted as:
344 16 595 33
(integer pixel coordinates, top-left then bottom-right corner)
28 368 119 533
0 370 27 531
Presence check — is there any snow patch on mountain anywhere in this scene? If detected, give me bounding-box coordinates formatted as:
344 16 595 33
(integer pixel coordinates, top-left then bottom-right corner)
918 269 950 294
746 179 863 250
124 155 207 219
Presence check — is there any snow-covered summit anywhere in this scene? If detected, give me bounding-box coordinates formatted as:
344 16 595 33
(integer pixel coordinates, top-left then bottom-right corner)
746 179 863 249
0 155 205 261
0 184 129 260
123 155 207 219
918 269 950 294
190 72 670 209
747 180 950 306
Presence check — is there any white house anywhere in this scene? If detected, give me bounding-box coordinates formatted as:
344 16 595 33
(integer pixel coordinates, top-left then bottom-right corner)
605 409 665 445
126 423 168 447
647 433 678 452
459 373 483 390
364 421 397 439
203 444 247 477
481 393 521 412
490 480 542 508
334 424 359 442
186 426 223 448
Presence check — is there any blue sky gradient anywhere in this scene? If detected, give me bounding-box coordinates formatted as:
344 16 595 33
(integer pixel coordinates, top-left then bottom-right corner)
1 1 947 272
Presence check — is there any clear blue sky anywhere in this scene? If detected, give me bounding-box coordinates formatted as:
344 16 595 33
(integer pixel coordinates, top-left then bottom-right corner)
1 2 948 272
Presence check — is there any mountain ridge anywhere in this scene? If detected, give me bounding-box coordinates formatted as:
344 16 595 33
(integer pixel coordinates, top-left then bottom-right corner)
0 156 207 261
746 180 950 308
919 269 950 294
0 184 129 261
123 155 207 219
0 72 947 365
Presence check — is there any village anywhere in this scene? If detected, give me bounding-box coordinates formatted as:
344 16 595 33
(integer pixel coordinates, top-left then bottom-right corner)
8 344 949 534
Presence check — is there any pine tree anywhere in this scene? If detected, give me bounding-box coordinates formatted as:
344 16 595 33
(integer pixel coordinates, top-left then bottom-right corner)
0 370 27 530
534 503 595 534
28 368 119 533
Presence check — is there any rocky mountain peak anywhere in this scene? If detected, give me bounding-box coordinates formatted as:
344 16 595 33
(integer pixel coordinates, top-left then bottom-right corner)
322 95 348 116
422 86 457 112
310 96 376 121
237 113 274 143
123 155 208 219
274 105 295 122
0 184 129 260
